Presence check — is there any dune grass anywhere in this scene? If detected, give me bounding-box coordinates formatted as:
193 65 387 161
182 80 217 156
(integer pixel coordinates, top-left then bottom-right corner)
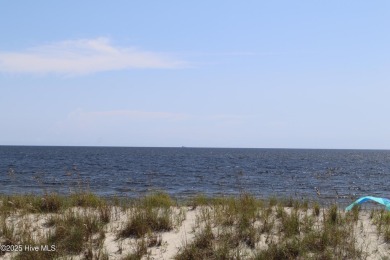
0 191 111 259
176 194 363 260
119 192 175 238
0 191 387 259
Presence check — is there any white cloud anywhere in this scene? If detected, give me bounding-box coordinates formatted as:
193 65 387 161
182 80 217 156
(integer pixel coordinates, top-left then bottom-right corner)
0 37 185 75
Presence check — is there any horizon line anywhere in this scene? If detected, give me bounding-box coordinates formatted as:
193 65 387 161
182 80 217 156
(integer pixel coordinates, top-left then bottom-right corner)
0 144 388 151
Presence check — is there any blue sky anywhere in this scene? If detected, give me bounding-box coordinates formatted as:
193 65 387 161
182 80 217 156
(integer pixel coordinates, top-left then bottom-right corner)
1 1 389 149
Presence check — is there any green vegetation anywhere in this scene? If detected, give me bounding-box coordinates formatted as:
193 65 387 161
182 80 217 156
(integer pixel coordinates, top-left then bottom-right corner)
0 191 387 259
0 191 108 214
119 192 175 238
175 194 364 260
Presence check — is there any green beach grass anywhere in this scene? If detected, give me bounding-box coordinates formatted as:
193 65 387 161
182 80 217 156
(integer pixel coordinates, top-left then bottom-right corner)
0 191 389 259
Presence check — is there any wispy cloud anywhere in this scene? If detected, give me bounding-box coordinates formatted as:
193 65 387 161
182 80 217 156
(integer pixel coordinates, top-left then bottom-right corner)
0 37 186 75
193 51 275 56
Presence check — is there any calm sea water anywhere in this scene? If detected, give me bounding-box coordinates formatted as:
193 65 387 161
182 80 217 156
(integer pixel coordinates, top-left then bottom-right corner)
1 146 390 204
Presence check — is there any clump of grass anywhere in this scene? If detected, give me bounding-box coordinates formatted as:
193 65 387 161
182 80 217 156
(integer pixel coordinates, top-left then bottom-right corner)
119 193 174 238
36 192 64 213
372 209 390 243
47 210 104 254
384 227 390 243
190 194 210 208
347 204 360 222
69 192 105 208
120 209 172 238
142 192 175 208
213 194 260 246
0 193 65 214
255 240 301 260
123 238 148 260
301 200 309 211
235 194 260 248
175 224 214 260
269 197 278 207
281 209 300 238
179 193 263 258
327 204 339 225
99 204 112 224
276 204 286 219
0 192 111 214
0 217 15 245
313 202 320 216
281 197 294 208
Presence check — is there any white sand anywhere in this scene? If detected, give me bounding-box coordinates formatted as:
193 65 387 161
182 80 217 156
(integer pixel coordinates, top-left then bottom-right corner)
354 211 390 259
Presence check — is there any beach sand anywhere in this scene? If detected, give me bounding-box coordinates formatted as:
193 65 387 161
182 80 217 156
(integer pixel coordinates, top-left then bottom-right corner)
0 203 389 259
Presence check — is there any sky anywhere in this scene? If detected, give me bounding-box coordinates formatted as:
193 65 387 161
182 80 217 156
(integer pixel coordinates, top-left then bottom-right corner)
0 1 389 149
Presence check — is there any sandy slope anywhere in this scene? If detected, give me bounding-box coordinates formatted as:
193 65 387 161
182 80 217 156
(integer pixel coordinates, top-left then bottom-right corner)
1 206 389 259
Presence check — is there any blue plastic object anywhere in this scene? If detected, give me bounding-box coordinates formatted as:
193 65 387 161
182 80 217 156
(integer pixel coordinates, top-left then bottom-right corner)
345 196 390 211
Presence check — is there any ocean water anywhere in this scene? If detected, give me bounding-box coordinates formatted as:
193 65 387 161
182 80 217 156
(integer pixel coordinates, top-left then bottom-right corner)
1 146 390 204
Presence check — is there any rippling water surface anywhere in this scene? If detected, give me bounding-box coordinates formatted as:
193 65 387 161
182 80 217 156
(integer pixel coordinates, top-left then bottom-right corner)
1 146 390 203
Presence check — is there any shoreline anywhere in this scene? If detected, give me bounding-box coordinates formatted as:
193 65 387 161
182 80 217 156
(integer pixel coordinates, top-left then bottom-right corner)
0 192 389 259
